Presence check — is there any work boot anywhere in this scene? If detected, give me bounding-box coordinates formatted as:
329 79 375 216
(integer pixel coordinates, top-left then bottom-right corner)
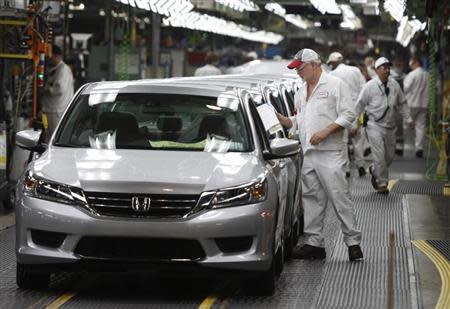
416 150 423 158
293 244 326 260
358 166 366 177
348 245 364 261
377 185 389 194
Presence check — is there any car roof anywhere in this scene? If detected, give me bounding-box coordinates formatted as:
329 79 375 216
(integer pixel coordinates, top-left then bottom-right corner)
81 79 234 97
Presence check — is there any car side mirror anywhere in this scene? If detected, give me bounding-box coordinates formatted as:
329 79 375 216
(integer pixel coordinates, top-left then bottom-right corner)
15 130 47 153
263 138 300 160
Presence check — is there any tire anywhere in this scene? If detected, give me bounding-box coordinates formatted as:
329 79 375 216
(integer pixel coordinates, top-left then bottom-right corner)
2 187 16 210
284 224 297 260
248 258 276 296
16 263 50 290
248 234 284 296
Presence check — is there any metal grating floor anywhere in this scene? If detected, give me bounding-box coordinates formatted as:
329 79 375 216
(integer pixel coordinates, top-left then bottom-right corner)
391 180 445 196
313 176 414 309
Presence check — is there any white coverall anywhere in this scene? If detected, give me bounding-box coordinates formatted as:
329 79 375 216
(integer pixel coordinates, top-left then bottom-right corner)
290 72 361 248
194 64 222 76
403 67 429 152
329 63 367 170
42 60 74 138
355 76 413 187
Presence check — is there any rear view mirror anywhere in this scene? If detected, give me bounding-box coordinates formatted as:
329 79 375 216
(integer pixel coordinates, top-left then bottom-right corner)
263 138 300 160
15 130 46 153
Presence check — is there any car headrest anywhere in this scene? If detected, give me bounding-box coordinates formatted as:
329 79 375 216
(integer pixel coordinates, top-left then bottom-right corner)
157 116 182 132
95 112 140 142
198 115 230 139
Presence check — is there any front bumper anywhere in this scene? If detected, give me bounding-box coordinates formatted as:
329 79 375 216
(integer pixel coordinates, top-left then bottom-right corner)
16 194 277 272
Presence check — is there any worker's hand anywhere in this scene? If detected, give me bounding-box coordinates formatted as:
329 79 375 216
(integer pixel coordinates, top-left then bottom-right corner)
310 129 329 145
349 127 358 137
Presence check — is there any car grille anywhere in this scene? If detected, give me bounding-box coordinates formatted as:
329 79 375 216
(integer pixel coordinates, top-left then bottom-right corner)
84 192 199 218
74 237 206 261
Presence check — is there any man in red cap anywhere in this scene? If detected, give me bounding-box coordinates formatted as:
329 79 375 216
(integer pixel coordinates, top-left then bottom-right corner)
277 48 363 261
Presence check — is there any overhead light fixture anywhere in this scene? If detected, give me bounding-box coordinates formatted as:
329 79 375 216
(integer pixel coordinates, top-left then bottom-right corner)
116 0 194 16
384 0 405 22
309 0 341 15
396 16 426 46
265 2 312 30
339 4 362 30
214 0 259 12
265 2 285 16
69 3 85 11
163 12 283 44
362 0 379 15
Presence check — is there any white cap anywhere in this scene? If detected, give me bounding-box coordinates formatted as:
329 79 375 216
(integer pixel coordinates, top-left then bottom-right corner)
375 57 392 69
327 52 343 64
287 48 320 69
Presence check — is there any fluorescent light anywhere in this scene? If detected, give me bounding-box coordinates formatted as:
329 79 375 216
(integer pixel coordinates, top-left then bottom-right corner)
339 4 362 29
309 0 341 15
214 0 259 12
396 16 426 46
163 12 283 44
116 0 194 16
265 2 285 16
384 0 405 23
265 2 312 30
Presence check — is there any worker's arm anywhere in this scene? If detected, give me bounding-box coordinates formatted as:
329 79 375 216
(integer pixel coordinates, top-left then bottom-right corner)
310 122 344 145
276 112 293 129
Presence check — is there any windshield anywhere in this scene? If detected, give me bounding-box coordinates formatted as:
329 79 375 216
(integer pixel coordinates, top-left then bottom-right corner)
55 93 252 152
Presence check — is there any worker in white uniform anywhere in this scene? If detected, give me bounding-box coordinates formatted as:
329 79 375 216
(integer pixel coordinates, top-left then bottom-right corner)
276 48 363 261
354 57 414 193
403 56 429 158
43 45 74 140
194 52 222 76
327 52 367 177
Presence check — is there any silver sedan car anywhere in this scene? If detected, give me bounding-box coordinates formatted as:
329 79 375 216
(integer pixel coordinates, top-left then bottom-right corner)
15 80 300 295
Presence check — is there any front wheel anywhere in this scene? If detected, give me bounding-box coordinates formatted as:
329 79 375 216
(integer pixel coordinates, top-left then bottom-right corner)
247 234 284 296
16 263 50 290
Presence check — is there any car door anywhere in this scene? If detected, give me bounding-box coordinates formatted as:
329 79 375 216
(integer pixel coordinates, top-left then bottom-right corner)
260 86 301 252
239 89 289 257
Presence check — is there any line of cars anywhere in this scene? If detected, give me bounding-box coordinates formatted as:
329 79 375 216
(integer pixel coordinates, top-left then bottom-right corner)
14 73 304 295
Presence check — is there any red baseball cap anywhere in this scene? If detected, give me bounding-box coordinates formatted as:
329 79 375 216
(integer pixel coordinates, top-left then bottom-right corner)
287 48 320 69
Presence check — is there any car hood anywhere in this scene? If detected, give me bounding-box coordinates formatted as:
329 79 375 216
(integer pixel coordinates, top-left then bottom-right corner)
31 147 264 194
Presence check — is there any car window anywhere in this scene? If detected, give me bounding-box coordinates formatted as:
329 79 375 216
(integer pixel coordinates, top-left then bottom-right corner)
55 93 252 152
281 87 295 115
254 102 285 140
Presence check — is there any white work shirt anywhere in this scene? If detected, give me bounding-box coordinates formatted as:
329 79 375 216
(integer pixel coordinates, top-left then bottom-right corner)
355 76 412 131
403 67 429 109
329 63 366 102
43 61 74 113
289 72 355 153
194 64 222 76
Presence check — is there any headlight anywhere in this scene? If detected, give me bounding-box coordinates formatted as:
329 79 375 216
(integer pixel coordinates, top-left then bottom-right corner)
195 177 267 210
22 171 88 206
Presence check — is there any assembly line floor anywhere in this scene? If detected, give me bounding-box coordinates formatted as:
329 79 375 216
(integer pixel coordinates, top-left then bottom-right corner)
0 145 449 309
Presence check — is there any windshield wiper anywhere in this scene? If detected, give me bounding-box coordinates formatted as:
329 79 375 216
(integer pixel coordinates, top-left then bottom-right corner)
53 142 85 148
